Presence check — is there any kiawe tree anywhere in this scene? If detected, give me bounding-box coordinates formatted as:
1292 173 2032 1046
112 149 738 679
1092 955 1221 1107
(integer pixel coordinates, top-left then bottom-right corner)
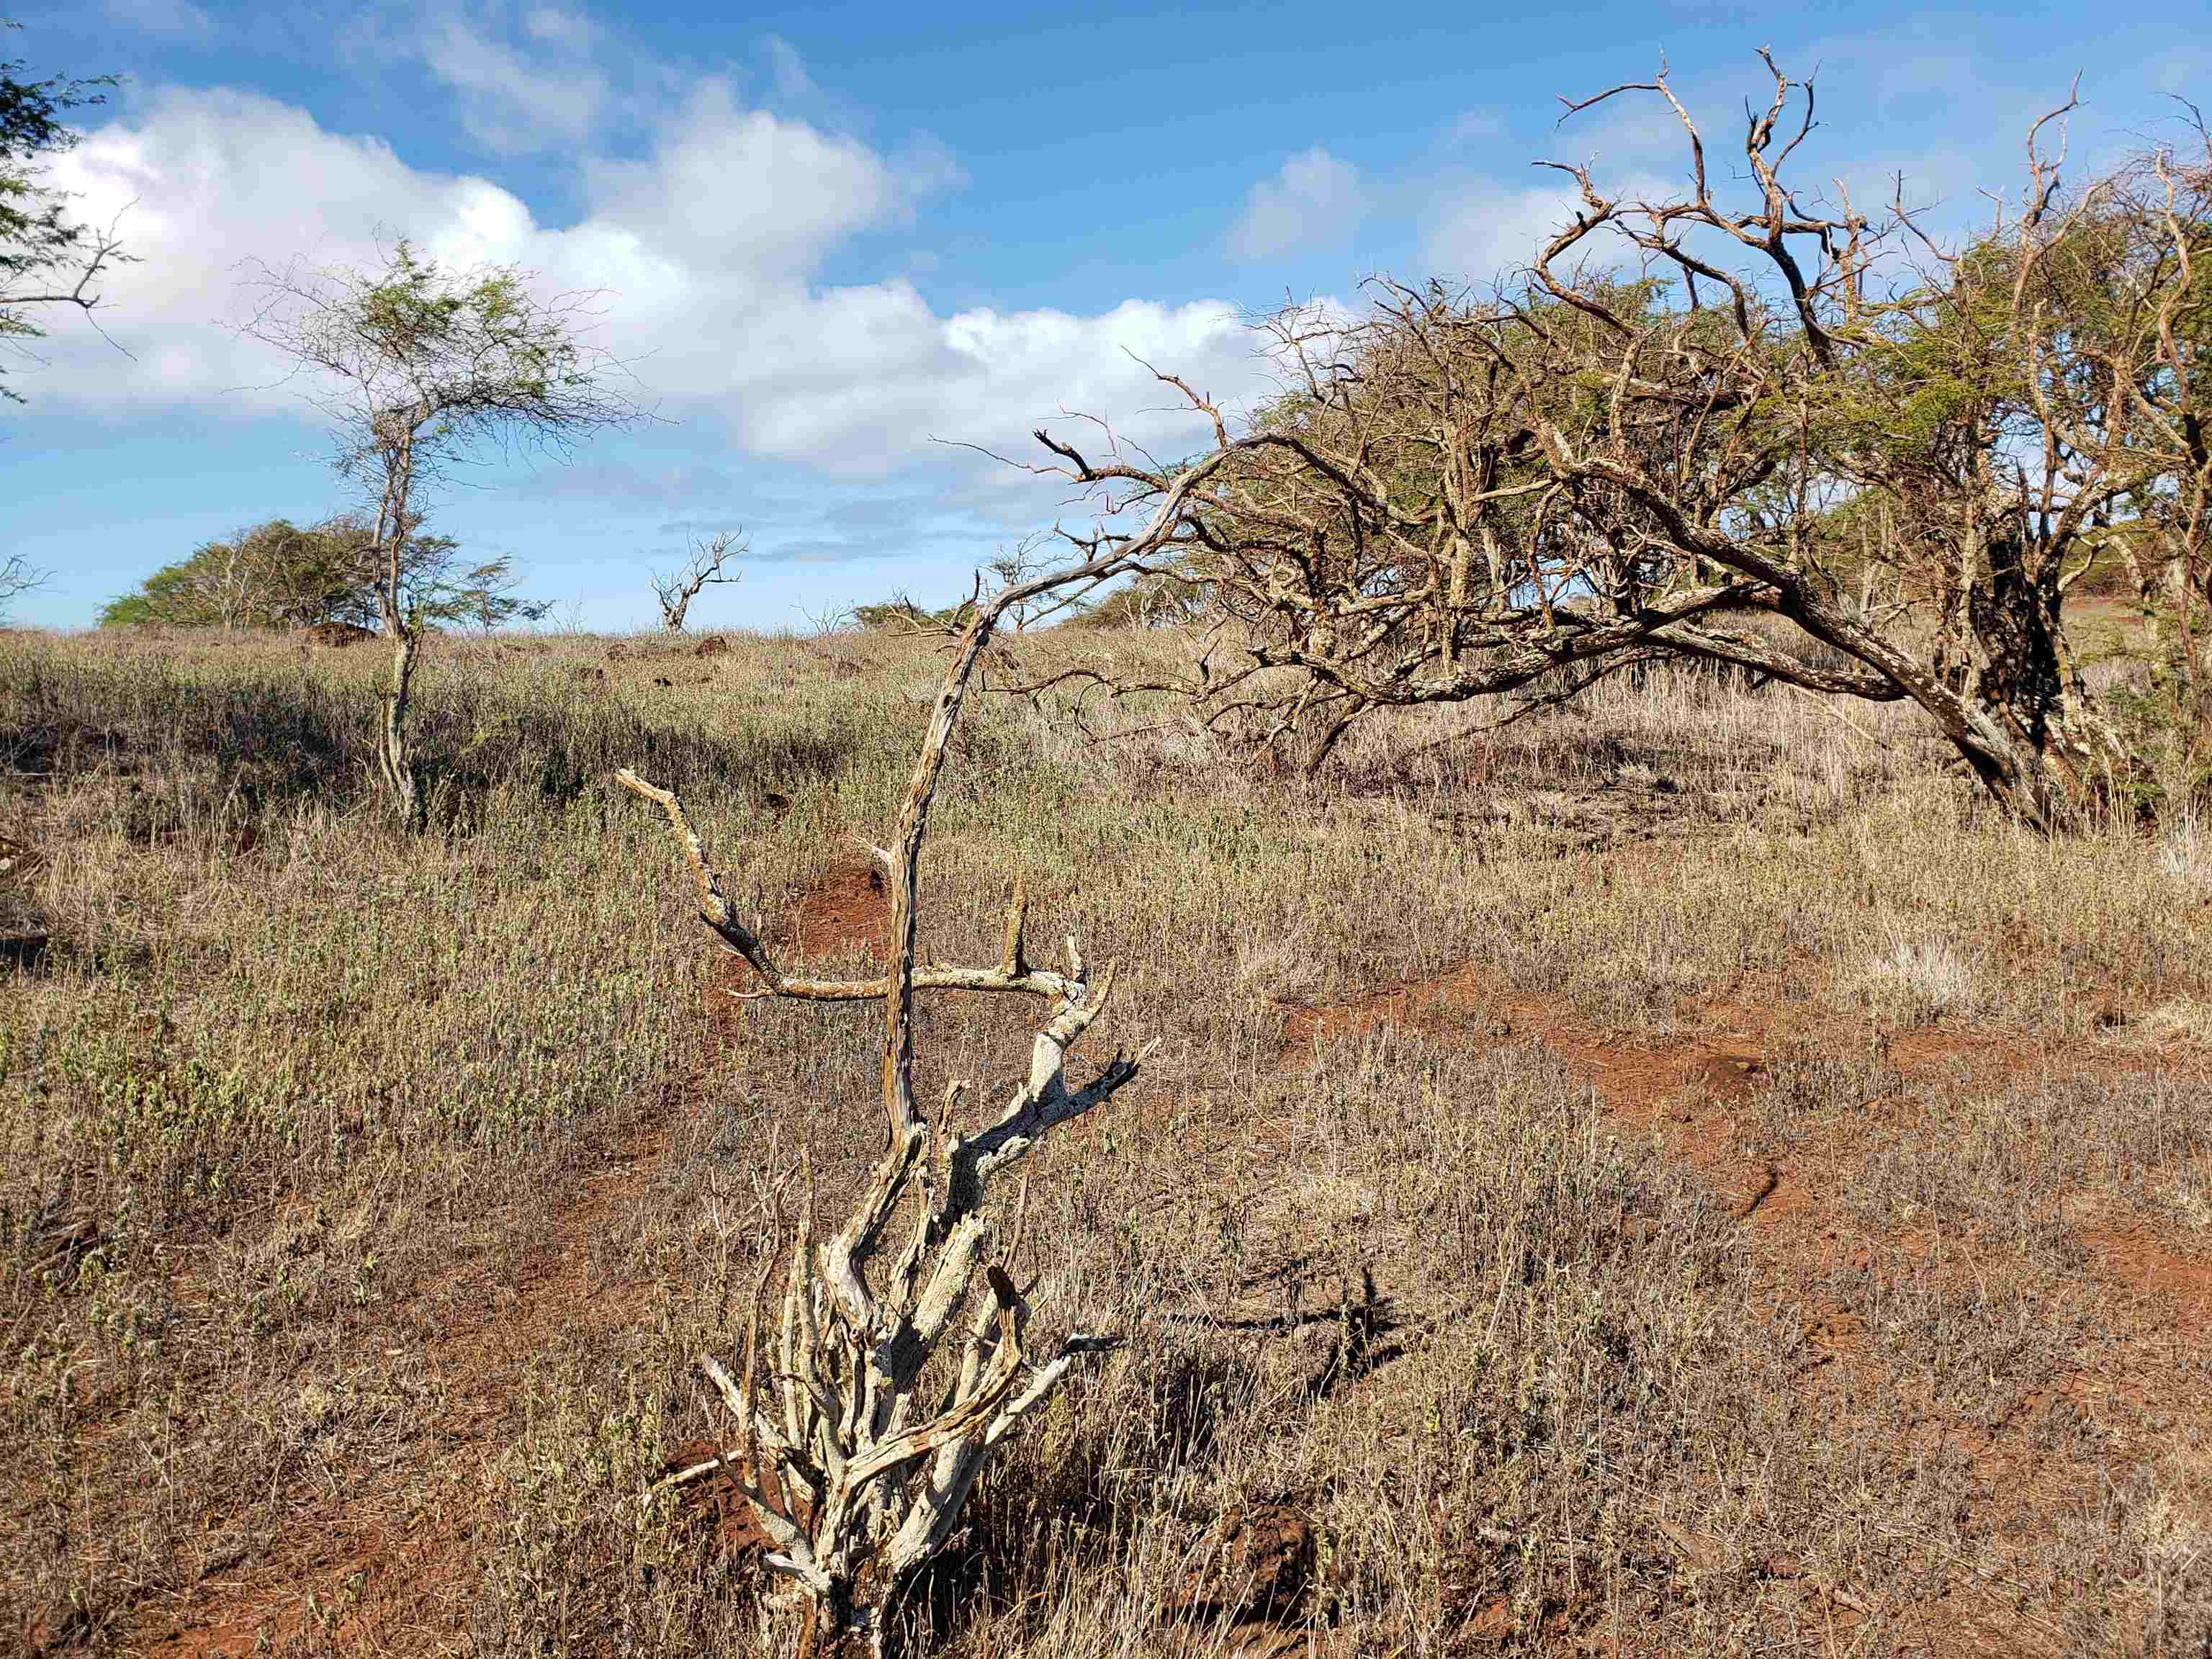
2089 135 2212 789
240 239 639 829
1020 61 2212 832
1 22 129 403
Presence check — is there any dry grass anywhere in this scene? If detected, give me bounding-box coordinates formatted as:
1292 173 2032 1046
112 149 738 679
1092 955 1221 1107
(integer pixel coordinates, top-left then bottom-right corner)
1 621 2208 1657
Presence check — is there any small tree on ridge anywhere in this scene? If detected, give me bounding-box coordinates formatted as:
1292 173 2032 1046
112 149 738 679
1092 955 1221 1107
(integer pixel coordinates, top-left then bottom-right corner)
239 240 639 829
650 527 745 631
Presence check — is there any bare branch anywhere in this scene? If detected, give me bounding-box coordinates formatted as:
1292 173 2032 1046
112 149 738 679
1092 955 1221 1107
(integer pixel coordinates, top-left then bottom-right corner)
0 554 48 619
652 527 747 631
622 534 1167 1653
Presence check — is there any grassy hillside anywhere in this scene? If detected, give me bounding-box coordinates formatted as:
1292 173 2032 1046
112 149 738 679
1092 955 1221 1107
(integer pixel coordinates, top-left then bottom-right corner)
2 623 2208 1655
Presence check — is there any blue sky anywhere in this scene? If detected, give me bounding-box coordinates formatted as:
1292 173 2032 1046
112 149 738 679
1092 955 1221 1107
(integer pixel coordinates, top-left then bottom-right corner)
4 0 2206 630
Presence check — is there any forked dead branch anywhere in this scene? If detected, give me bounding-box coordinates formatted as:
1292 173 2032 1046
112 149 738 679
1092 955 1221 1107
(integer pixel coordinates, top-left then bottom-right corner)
619 539 1190 1656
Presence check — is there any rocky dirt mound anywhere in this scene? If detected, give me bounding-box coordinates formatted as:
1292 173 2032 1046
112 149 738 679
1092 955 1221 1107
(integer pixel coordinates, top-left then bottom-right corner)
300 621 377 648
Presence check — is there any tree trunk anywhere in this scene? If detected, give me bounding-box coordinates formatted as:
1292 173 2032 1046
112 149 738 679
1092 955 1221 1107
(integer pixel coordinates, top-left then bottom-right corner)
378 616 423 831
1902 536 2130 832
796 1576 884 1659
1774 554 2123 835
1956 537 2128 826
372 424 427 832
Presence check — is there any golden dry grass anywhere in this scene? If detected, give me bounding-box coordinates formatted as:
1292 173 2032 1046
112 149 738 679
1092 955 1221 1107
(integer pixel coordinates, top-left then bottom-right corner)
1 621 2208 1657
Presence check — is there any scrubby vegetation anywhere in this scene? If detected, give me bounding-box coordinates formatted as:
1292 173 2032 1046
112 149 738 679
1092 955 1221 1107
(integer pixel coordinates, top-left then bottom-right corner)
97 515 543 633
3 616 2208 1656
8 32 2212 1659
1020 65 2212 835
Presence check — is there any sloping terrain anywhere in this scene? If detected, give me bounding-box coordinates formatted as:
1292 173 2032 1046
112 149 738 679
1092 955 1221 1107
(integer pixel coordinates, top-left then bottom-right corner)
2 625 2208 1656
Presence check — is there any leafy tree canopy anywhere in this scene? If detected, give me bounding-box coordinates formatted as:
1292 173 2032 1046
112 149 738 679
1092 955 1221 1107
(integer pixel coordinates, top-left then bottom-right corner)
847 593 980 632
100 513 549 631
1 21 127 402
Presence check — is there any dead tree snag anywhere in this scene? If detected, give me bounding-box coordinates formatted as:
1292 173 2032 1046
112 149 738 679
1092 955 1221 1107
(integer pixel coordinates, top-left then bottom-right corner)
621 520 1211 1654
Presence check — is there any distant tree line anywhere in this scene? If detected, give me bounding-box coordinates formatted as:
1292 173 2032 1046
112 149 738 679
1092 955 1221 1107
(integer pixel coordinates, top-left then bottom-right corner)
99 513 549 632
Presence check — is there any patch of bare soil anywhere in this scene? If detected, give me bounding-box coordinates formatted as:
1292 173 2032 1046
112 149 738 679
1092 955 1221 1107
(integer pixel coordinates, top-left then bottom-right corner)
2081 1219 2212 1321
789 857 889 963
138 854 906 1658
1165 1502 1316 1628
657 1440 777 1563
297 622 376 649
1278 959 2212 1654
140 1102 675 1659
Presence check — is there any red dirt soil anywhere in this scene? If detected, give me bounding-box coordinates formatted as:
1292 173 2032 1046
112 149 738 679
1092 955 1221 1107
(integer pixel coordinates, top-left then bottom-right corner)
658 1440 778 1561
1278 958 2212 1654
145 1104 675 1658
791 858 889 962
140 857 902 1658
132 848 2210 1658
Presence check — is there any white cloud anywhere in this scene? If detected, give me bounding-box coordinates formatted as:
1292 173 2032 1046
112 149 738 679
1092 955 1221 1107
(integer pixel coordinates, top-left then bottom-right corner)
1555 94 1694 174
581 79 901 275
1423 180 1594 284
45 90 490 405
1422 172 1673 287
46 84 1269 479
1228 148 1364 261
1445 109 1505 147
763 34 819 106
413 2 611 153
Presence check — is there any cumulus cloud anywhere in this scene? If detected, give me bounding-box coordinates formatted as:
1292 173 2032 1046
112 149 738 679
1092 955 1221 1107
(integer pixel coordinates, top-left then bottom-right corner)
411 2 612 153
45 90 498 405
46 82 1268 479
581 79 902 274
1422 173 1671 287
1228 148 1363 261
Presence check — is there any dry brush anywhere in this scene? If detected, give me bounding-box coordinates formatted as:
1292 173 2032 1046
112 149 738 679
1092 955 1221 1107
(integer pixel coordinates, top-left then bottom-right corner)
1008 59 2212 832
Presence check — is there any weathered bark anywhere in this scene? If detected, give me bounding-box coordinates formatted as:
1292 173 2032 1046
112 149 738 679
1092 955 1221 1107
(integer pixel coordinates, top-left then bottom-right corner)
652 530 744 632
1950 538 2126 823
373 419 425 832
377 620 422 830
624 519 1198 1653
